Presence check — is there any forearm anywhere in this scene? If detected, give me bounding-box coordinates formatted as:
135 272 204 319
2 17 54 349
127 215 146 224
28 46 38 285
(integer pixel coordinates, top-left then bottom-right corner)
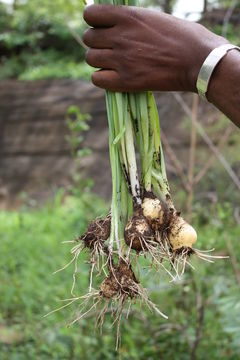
207 50 240 128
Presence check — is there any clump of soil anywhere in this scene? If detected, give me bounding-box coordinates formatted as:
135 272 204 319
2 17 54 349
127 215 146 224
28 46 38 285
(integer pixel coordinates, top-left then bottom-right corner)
55 214 111 296
100 258 139 299
81 214 111 249
100 276 120 298
124 213 153 252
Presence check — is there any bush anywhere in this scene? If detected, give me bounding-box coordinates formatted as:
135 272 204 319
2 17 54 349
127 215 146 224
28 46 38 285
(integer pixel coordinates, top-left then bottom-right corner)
0 1 87 80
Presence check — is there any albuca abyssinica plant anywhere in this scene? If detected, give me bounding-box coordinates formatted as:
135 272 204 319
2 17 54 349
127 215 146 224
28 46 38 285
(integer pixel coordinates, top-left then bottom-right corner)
47 0 227 348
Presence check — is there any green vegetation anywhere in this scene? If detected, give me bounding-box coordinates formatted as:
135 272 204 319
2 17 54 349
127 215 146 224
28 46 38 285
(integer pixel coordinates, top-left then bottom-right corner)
206 23 240 45
0 0 91 80
0 190 239 359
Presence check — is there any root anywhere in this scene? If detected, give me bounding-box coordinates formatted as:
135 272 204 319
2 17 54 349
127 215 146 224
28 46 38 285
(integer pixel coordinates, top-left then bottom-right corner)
54 229 111 296
193 248 229 263
44 290 99 318
125 229 177 281
129 281 168 319
68 298 101 326
53 240 84 276
95 299 109 334
170 247 229 277
141 236 176 281
47 257 168 350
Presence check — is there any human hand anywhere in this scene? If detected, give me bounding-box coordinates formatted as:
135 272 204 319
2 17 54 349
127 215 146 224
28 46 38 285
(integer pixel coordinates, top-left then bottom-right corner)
82 5 227 93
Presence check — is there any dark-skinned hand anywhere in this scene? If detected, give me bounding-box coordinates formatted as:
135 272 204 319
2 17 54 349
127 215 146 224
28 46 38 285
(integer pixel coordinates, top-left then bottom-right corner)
83 5 240 127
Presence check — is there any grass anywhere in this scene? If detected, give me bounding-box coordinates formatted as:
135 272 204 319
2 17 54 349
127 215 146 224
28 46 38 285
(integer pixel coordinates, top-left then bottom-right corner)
18 61 93 81
0 190 239 359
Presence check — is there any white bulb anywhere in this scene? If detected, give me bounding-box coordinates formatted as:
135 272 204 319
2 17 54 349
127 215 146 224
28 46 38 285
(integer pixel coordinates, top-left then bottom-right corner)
168 217 197 250
142 197 163 221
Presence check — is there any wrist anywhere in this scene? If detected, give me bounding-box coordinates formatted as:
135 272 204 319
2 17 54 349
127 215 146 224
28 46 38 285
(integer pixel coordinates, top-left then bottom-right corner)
186 27 229 93
207 49 240 109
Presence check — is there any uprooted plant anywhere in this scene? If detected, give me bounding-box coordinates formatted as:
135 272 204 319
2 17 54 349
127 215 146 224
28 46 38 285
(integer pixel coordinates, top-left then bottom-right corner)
47 0 227 348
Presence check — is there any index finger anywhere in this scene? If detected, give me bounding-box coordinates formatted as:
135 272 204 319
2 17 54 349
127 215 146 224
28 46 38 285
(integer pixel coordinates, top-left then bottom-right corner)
83 4 122 27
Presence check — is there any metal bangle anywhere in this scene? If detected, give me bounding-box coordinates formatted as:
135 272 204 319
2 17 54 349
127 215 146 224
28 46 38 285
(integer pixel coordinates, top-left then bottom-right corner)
196 43 240 101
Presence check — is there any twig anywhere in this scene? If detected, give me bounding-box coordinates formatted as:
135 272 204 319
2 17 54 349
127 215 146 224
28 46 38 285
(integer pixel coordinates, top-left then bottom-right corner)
186 94 198 220
161 130 191 193
194 125 233 184
225 236 240 286
173 93 240 191
190 292 205 360
234 207 240 226
222 0 238 38
66 24 88 50
203 0 208 14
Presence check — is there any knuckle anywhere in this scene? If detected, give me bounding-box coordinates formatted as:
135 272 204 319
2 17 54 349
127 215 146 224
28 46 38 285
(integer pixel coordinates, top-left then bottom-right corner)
121 51 132 65
82 29 90 46
111 32 124 48
85 49 92 65
127 7 141 22
112 36 121 48
122 73 133 87
91 72 100 86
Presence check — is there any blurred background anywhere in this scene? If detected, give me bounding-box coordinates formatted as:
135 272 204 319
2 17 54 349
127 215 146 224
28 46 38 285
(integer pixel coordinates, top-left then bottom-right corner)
0 0 240 359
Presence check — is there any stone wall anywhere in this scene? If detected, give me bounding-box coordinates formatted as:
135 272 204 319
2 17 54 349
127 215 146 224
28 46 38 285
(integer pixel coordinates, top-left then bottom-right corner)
0 80 228 208
0 80 107 206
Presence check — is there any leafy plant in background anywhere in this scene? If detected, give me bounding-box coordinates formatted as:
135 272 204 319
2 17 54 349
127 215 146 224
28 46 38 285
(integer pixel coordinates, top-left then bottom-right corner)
65 105 93 194
217 289 240 353
0 0 90 80
210 0 240 9
66 105 91 158
18 61 92 81
213 23 240 44
141 0 177 13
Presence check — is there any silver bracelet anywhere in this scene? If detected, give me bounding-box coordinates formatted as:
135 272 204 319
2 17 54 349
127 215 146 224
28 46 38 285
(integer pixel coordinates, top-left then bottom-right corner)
196 43 240 101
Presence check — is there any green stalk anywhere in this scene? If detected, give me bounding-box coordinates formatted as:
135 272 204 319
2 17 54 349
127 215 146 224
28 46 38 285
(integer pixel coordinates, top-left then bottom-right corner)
131 93 154 193
147 93 173 205
124 103 141 204
105 92 116 250
113 93 141 204
106 89 141 257
97 0 173 259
